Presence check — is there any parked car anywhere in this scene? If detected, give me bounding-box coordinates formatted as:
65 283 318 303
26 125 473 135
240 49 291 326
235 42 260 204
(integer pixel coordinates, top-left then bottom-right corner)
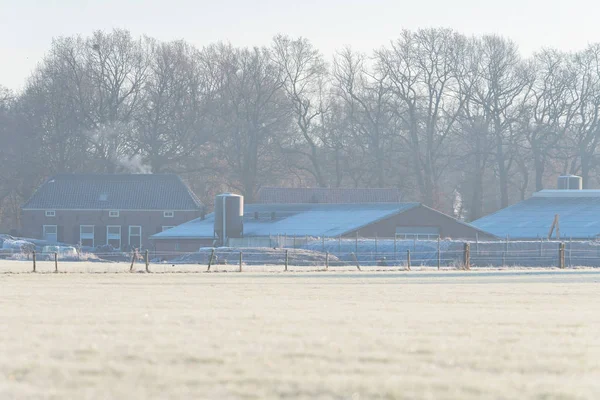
41 245 78 260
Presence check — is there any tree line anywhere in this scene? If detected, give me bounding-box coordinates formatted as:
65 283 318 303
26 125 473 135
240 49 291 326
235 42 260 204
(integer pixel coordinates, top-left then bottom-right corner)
1 28 600 232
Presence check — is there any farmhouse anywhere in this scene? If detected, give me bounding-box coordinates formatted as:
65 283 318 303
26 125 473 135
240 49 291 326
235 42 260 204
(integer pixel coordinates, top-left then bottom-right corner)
471 176 600 240
21 174 203 249
151 200 494 253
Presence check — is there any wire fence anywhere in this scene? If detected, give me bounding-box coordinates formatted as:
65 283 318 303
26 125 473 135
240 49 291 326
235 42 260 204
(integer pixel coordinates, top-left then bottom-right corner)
3 238 600 273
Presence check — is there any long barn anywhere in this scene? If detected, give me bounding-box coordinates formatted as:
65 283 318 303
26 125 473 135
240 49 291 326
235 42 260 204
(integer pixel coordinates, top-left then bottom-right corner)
151 202 494 253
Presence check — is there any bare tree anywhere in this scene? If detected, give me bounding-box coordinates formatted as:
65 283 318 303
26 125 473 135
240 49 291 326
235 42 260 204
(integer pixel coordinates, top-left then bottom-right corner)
271 35 330 187
377 28 468 207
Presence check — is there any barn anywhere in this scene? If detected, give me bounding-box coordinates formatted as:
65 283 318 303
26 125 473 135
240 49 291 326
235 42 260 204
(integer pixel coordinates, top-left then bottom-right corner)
472 189 600 240
151 200 494 253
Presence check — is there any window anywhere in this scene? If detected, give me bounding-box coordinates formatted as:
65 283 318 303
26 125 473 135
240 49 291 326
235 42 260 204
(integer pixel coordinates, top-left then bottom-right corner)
395 226 440 241
43 225 57 242
106 226 121 249
129 226 142 249
162 226 175 232
80 225 95 247
163 211 174 218
45 210 56 217
109 210 119 218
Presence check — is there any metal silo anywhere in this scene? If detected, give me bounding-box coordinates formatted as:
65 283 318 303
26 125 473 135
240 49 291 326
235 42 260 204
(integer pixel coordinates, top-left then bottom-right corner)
214 193 244 246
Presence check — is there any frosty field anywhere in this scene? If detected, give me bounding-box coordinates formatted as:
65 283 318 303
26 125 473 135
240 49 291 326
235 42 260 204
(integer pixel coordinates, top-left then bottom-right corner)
1 264 600 399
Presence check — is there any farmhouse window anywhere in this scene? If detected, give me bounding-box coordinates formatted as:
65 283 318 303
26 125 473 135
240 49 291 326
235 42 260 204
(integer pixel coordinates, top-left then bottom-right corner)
106 226 121 250
45 210 56 217
129 226 142 249
43 225 58 242
109 210 120 218
164 211 175 218
80 225 95 247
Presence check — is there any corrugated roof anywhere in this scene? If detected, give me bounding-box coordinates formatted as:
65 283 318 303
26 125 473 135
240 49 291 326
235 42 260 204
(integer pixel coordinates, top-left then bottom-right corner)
22 174 203 210
152 203 420 239
471 190 600 239
257 187 402 204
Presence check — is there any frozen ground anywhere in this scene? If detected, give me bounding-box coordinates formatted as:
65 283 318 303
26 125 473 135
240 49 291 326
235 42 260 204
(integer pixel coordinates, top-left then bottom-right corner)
1 263 600 399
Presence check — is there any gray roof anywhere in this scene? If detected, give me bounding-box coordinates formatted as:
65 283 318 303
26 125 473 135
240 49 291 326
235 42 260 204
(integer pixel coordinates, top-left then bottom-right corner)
22 174 202 210
152 203 420 239
257 187 402 204
471 190 600 239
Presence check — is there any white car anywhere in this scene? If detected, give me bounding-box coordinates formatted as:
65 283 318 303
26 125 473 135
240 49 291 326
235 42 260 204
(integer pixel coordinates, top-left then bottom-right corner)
41 245 78 260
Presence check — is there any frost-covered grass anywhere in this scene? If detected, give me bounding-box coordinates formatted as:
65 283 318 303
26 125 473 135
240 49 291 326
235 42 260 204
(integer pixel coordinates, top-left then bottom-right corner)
1 266 599 399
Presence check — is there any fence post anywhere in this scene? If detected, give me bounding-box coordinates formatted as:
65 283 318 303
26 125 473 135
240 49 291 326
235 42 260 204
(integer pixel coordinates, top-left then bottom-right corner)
207 248 215 272
285 250 289 271
406 249 411 271
239 251 243 272
502 251 506 267
129 251 136 272
559 242 565 269
325 251 329 270
322 236 325 252
54 252 58 273
463 242 470 270
32 250 36 273
145 250 150 273
351 252 361 271
437 237 441 270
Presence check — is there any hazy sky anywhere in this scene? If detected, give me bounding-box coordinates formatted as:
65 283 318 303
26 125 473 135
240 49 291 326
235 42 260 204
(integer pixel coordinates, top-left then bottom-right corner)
1 0 599 91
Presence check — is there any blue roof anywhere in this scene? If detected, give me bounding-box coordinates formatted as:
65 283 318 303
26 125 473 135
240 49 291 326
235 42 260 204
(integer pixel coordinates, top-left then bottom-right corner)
152 203 420 239
472 190 600 239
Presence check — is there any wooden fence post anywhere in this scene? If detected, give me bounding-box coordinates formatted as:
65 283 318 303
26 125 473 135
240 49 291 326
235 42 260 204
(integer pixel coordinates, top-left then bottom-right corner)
129 251 136 272
351 252 361 271
285 250 289 271
54 252 58 273
559 242 565 269
32 250 36 273
463 242 470 270
145 250 150 273
406 249 411 271
239 251 243 272
207 248 215 272
325 252 329 270
437 237 441 270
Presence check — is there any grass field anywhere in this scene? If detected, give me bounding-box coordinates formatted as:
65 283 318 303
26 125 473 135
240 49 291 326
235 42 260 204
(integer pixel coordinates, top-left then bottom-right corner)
1 263 600 399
